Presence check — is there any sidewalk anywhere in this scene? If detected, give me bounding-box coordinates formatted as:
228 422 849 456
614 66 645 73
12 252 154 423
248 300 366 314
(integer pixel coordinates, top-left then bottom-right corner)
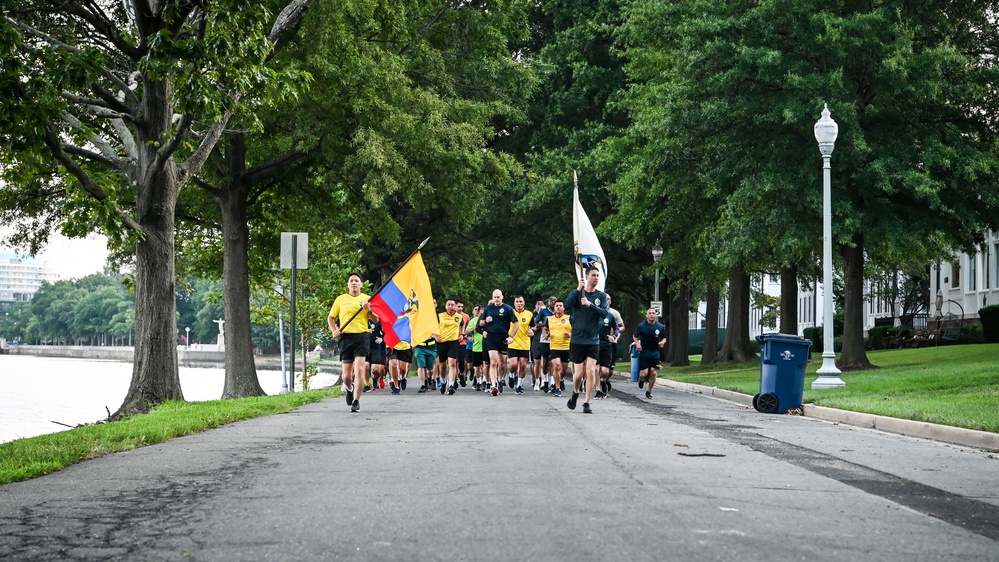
620 372 999 450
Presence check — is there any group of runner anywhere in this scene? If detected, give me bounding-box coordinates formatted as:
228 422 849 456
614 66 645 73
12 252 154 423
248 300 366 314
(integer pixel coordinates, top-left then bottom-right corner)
327 268 667 413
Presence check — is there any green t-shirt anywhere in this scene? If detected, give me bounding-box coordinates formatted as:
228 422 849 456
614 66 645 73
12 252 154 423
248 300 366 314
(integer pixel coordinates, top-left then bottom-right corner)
470 315 483 352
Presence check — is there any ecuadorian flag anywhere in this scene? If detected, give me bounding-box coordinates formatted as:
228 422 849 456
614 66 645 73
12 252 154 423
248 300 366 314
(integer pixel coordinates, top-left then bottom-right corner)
368 252 437 348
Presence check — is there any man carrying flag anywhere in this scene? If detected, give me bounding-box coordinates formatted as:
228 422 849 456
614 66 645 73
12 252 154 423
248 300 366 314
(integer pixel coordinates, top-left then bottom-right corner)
328 273 379 413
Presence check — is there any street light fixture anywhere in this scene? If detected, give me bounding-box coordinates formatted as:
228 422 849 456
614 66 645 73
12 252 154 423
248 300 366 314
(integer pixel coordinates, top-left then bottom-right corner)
652 242 663 304
185 326 190 348
812 104 846 389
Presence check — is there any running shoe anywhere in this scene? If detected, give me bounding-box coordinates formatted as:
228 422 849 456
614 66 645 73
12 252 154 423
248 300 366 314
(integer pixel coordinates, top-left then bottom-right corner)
541 382 549 393
448 384 456 396
473 381 481 391
418 385 427 393
567 391 579 410
645 391 652 399
600 381 608 394
582 402 592 414
516 386 523 395
391 388 400 396
440 382 447 394
498 381 504 393
350 399 360 412
638 377 645 389
595 390 605 399
363 385 371 393
344 387 354 405
560 380 565 391
459 374 467 387
554 388 562 398
533 380 540 392
401 378 407 390
379 379 385 389
491 386 499 397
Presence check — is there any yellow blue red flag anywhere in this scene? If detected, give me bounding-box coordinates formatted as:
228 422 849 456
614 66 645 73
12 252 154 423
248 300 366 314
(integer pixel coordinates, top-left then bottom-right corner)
368 252 437 348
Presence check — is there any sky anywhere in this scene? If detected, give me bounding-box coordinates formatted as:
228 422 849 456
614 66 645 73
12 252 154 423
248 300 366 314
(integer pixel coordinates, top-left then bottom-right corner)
0 228 110 280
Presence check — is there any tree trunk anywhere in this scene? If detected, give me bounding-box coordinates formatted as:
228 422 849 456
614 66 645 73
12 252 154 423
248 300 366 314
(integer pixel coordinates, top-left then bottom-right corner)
668 279 690 367
779 266 799 335
839 233 874 369
701 285 719 365
718 266 756 362
219 134 265 399
113 79 184 417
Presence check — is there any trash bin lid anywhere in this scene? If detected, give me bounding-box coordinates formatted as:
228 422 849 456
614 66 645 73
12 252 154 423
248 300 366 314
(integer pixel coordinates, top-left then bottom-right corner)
757 333 812 346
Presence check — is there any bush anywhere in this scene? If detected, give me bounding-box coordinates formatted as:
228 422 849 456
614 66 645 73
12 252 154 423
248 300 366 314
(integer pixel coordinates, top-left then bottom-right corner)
978 304 999 343
961 323 984 345
867 326 894 350
803 327 822 352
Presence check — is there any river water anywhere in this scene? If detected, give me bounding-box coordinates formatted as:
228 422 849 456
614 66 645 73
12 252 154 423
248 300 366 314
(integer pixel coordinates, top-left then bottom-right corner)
0 355 338 444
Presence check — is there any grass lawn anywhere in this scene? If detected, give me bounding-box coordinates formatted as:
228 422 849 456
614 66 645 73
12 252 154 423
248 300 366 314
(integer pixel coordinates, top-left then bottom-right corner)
617 344 999 434
0 388 337 486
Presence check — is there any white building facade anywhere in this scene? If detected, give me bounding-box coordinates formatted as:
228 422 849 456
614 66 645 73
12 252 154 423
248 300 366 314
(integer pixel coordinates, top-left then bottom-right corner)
0 253 60 321
929 231 999 321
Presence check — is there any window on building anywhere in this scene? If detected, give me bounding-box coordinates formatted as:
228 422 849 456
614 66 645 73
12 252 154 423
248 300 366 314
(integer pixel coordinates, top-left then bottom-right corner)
952 261 961 289
969 254 977 291
987 249 992 290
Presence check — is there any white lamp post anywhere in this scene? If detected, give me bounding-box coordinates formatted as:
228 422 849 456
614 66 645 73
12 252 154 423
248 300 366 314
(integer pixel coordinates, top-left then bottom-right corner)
185 326 190 348
652 242 663 303
812 104 846 389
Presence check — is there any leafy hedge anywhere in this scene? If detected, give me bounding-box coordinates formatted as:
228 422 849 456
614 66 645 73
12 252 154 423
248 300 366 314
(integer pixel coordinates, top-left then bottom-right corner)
978 304 999 343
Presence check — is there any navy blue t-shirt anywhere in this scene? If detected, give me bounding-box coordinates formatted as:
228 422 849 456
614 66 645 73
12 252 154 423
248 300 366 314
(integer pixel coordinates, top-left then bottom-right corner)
368 319 386 353
481 303 517 336
633 321 666 358
565 288 608 345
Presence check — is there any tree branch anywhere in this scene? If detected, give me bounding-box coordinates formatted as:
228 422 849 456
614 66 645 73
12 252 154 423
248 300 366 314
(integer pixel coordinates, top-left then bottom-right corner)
64 0 143 60
42 124 141 232
177 113 232 187
243 147 307 187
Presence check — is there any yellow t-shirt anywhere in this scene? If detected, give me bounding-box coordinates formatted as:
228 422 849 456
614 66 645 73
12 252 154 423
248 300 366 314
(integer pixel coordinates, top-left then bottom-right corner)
509 309 534 351
547 314 572 351
438 311 462 342
329 293 371 334
394 340 412 351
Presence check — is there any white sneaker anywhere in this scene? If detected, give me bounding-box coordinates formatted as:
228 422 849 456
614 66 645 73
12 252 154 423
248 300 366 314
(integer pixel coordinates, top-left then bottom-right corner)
533 380 540 392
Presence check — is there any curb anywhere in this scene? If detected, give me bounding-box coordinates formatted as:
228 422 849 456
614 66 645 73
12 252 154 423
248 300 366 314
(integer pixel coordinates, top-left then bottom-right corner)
618 373 999 451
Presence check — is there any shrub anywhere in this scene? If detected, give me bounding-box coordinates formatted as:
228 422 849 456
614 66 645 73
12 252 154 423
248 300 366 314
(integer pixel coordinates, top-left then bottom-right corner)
978 304 999 343
867 326 894 350
961 323 984 345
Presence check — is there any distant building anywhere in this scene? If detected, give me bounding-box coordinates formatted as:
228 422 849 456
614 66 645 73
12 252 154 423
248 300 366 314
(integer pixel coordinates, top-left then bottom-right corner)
0 253 60 321
929 231 999 323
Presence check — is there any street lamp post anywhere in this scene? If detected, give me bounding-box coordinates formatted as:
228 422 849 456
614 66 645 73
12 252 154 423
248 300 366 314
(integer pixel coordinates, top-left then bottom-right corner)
652 242 663 303
812 104 846 389
185 326 190 348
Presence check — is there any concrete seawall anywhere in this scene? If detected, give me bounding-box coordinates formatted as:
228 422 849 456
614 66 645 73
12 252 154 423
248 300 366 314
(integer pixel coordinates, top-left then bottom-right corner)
6 345 340 373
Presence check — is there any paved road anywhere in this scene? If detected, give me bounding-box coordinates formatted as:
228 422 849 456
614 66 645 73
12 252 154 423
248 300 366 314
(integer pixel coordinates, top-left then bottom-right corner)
2 378 997 561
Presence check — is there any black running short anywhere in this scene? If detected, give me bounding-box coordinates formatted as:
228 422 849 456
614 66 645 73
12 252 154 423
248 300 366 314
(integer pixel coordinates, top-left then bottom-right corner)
483 333 508 354
472 350 485 366
368 349 386 365
550 349 570 363
639 356 660 371
508 348 530 359
570 343 599 364
532 341 550 360
598 343 613 368
339 333 370 363
437 339 460 361
390 349 412 363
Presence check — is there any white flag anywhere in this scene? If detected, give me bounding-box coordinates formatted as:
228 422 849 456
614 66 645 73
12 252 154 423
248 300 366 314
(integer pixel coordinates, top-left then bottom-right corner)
573 182 607 292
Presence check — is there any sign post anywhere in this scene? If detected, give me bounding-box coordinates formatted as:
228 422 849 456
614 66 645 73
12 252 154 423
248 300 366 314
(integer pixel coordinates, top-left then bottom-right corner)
280 233 309 392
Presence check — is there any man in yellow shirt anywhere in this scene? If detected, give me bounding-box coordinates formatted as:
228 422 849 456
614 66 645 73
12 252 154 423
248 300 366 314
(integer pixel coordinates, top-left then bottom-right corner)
545 300 571 398
435 298 463 395
328 273 379 413
506 296 535 394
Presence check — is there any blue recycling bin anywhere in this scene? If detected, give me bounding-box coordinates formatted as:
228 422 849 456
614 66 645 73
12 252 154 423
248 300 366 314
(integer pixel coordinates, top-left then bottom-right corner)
630 343 640 382
754 334 812 414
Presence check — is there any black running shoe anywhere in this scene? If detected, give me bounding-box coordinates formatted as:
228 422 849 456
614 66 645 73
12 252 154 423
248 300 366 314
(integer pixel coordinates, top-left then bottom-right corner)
345 389 354 405
418 385 427 393
638 378 645 389
600 381 608 393
440 382 446 394
459 374 467 387
645 391 652 399
448 384 456 395
516 386 523 394
560 380 565 391
582 403 592 414
606 381 611 392
567 391 579 410
350 400 360 412
401 378 407 390
542 382 549 393
595 390 605 399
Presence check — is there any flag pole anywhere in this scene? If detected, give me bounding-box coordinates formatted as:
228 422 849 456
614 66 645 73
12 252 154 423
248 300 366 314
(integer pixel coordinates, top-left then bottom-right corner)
336 237 431 335
573 170 580 280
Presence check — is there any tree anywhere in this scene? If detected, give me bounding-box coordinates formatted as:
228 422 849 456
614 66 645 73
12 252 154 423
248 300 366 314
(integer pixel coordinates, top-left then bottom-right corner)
611 0 999 370
0 1 314 416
